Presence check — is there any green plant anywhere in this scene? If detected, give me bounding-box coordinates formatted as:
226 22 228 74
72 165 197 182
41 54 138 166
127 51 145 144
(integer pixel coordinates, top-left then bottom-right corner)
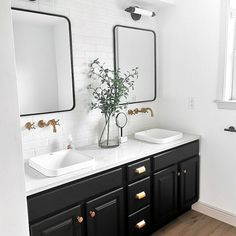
88 59 138 146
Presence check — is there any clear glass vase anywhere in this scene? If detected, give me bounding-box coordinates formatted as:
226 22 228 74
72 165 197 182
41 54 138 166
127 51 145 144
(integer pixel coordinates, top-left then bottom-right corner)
99 115 120 148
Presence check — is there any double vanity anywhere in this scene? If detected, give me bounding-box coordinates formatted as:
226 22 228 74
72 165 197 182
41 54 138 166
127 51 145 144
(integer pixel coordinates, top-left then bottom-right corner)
25 133 200 236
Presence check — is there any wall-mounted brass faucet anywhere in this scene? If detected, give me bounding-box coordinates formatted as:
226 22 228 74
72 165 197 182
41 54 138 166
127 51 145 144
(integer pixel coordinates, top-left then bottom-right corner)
25 122 36 130
128 107 154 117
38 119 60 133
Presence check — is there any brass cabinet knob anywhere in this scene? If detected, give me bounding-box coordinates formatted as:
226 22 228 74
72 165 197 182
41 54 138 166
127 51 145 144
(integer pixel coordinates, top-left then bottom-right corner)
135 191 146 200
135 166 146 174
183 169 187 174
77 216 84 224
89 211 96 218
135 220 146 229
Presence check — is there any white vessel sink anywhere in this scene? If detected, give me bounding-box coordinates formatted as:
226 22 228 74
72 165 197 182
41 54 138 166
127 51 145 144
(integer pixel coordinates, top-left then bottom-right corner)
135 128 183 144
29 149 95 177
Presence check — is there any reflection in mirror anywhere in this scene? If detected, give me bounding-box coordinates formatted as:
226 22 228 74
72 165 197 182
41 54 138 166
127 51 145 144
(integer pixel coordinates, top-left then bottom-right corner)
12 9 75 116
114 25 156 104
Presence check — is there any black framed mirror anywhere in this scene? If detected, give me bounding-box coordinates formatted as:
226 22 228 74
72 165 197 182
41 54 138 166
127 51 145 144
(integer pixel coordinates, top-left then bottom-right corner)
12 8 75 116
113 25 157 104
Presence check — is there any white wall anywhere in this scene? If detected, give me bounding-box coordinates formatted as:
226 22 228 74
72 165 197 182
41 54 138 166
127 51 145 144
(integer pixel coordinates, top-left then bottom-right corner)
158 0 236 215
0 0 29 235
11 0 159 159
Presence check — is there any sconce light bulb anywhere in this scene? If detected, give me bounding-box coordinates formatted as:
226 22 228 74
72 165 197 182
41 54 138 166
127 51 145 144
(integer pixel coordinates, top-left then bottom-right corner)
125 6 156 20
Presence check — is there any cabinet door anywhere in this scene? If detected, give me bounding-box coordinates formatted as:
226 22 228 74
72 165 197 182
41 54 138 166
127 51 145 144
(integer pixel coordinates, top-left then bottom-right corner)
153 165 178 226
86 188 124 236
180 156 199 209
30 205 84 236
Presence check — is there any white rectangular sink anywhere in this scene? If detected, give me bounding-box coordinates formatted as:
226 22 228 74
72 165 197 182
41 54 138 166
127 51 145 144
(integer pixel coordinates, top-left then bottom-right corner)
135 128 183 144
29 149 95 177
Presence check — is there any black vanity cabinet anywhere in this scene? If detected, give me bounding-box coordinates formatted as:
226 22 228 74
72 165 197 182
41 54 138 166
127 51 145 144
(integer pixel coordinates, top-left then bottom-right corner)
153 141 200 229
27 140 199 236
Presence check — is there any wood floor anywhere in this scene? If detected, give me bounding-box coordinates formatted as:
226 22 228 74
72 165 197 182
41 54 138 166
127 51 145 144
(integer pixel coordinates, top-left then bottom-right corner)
152 210 236 236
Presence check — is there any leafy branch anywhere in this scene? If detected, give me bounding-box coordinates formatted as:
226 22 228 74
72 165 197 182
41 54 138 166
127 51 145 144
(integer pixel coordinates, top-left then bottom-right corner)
88 58 138 119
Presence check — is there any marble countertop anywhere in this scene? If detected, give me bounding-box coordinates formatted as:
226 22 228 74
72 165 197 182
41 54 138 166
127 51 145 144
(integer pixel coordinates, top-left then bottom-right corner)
24 134 200 196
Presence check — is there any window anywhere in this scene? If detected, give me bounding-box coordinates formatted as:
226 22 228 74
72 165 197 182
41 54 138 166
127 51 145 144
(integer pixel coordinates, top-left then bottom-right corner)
217 0 236 109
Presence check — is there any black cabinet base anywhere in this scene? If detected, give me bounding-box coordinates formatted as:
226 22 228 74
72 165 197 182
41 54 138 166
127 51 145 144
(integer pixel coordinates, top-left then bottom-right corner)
27 141 200 236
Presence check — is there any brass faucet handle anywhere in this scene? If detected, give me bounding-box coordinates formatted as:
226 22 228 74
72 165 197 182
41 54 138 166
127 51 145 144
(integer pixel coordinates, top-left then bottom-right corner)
55 119 60 126
128 109 134 115
25 122 36 130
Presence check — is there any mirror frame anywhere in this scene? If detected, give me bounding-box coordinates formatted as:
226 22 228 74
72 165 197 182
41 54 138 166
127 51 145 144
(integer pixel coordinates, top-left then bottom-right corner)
113 25 157 105
12 8 76 117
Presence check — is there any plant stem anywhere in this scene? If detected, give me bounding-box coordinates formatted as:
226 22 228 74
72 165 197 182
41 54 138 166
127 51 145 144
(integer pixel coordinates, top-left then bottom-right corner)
99 115 109 145
106 115 110 146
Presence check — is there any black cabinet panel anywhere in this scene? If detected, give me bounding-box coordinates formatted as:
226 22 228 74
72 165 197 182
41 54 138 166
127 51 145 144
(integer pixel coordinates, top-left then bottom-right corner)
153 141 199 171
180 156 199 209
127 158 151 183
30 205 84 236
28 168 123 222
128 177 150 214
153 165 178 225
128 205 151 236
86 188 124 236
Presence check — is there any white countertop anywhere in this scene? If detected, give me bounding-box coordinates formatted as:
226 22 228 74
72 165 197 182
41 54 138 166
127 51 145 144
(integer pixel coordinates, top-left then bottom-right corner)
24 134 200 196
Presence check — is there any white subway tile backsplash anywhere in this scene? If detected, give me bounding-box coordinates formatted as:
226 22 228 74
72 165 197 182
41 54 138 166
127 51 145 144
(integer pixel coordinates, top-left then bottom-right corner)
12 0 159 159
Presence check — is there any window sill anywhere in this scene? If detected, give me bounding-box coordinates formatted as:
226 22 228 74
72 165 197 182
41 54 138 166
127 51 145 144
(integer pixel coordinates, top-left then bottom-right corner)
215 100 236 110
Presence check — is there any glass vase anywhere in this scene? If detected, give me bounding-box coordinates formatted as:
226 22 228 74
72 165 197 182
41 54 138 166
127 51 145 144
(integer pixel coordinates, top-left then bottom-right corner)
99 115 120 148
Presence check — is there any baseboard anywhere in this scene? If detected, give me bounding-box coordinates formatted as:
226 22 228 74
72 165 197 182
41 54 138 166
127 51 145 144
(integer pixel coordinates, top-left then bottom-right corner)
192 201 236 227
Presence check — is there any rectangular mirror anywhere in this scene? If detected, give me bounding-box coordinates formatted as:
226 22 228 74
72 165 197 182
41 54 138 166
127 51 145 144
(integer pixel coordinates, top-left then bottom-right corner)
12 8 75 116
114 25 156 104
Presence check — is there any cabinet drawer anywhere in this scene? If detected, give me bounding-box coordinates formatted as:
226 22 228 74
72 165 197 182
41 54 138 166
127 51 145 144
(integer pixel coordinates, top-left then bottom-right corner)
127 158 151 182
153 141 199 171
28 168 123 222
128 177 150 214
128 205 151 236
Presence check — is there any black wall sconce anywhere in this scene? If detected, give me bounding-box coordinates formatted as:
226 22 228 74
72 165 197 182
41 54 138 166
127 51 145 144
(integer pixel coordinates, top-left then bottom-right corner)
125 6 156 21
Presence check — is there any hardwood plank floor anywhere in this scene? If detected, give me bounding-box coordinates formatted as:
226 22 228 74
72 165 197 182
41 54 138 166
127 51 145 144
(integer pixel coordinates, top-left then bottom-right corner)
152 210 236 236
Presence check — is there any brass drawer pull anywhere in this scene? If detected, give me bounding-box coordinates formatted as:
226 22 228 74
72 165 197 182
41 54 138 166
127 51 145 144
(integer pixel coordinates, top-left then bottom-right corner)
135 166 146 174
89 211 96 218
77 216 84 224
135 220 146 229
135 191 146 200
